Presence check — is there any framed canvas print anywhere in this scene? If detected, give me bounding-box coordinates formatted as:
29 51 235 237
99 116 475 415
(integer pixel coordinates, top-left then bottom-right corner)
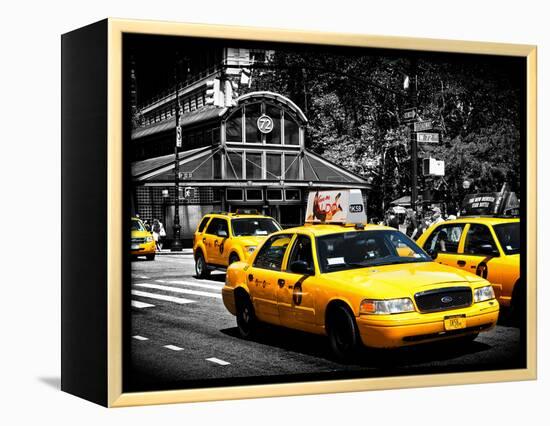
61 18 537 407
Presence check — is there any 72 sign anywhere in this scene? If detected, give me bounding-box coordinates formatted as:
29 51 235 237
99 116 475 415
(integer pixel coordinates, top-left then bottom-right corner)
257 114 274 134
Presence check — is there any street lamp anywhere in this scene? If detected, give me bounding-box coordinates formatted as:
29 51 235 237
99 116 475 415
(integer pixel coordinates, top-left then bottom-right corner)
171 56 183 252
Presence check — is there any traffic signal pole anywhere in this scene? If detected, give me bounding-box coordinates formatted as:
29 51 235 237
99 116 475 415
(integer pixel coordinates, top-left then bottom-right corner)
171 60 183 252
409 58 419 213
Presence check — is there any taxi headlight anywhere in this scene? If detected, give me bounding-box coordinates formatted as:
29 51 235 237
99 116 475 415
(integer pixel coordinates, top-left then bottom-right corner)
474 285 495 303
359 298 415 315
245 246 257 255
145 236 153 243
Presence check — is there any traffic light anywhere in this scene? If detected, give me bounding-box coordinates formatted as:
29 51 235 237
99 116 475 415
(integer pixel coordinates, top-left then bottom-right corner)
205 78 222 107
224 80 239 107
184 187 196 200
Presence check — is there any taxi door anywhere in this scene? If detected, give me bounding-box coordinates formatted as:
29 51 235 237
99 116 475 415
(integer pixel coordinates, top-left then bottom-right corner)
454 223 504 300
276 234 317 332
421 223 467 267
203 218 230 265
247 233 293 325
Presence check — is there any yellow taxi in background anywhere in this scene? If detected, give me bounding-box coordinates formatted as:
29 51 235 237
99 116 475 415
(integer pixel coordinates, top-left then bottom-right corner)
222 190 499 360
416 217 521 319
131 217 156 260
193 210 282 279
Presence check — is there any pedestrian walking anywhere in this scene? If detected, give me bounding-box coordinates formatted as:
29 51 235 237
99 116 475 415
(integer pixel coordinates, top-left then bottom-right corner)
158 220 166 251
405 208 420 240
431 206 445 225
151 218 161 252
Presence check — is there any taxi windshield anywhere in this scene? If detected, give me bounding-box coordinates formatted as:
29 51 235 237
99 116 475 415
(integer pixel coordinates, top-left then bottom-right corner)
231 218 281 237
316 230 431 273
131 219 145 231
493 222 520 255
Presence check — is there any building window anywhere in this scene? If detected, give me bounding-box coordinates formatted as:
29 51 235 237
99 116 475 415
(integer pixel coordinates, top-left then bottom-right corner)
246 189 263 201
284 112 300 145
266 189 283 201
284 154 300 180
226 109 242 142
245 152 262 179
227 151 243 179
265 104 281 144
213 152 221 179
266 153 282 180
245 103 262 143
285 189 301 201
226 188 244 201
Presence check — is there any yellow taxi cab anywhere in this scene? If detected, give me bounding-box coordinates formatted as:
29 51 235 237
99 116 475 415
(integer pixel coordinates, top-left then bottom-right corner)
193 210 282 279
416 216 521 318
222 190 499 360
131 217 156 260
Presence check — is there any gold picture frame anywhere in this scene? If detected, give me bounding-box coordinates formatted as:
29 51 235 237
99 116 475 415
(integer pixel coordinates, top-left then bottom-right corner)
61 18 537 407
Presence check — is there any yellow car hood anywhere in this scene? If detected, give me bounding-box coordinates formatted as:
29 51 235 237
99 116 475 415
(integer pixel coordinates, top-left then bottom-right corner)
232 235 268 247
325 261 484 299
132 230 151 238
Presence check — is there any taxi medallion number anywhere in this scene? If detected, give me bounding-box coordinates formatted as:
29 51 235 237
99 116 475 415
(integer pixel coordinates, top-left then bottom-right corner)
444 315 466 331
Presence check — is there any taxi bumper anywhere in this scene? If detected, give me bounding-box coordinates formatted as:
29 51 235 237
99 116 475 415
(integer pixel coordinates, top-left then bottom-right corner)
356 300 499 348
222 286 237 316
131 241 156 256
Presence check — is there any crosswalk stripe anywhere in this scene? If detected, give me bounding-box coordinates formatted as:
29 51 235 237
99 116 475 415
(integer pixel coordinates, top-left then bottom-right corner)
132 335 149 341
206 357 230 366
164 345 184 351
135 283 222 299
131 300 155 309
131 290 195 304
157 280 223 291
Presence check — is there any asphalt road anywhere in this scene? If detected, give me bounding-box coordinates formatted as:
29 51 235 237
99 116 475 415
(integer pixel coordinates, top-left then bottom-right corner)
127 253 525 392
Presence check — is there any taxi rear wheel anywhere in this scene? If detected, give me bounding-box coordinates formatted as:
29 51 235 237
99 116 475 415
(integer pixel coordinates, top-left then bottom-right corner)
195 252 210 279
236 294 257 339
327 305 360 362
146 254 155 261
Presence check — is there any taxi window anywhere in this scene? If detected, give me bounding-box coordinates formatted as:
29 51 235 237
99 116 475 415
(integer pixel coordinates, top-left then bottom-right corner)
464 224 498 255
197 216 211 233
423 224 465 254
205 218 229 237
253 234 292 271
287 235 314 272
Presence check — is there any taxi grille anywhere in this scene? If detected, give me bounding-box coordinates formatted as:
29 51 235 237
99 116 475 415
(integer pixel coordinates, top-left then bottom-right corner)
132 237 146 244
414 287 472 313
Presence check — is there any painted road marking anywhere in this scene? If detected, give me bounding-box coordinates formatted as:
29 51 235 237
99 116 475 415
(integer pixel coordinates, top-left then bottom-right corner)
157 280 223 291
135 283 222 299
164 345 184 351
206 357 230 366
131 290 195 304
131 300 155 309
132 275 150 279
132 335 149 341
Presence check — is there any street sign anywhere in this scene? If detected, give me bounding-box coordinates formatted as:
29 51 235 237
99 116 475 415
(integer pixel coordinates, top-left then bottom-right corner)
416 132 439 143
178 172 193 179
176 125 182 148
403 108 416 121
414 120 433 132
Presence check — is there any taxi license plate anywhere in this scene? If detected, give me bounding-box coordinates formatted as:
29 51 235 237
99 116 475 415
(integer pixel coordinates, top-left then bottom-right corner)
444 315 466 331
131 244 140 250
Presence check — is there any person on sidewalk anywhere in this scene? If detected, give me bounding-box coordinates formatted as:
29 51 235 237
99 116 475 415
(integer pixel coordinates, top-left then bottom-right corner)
151 218 161 252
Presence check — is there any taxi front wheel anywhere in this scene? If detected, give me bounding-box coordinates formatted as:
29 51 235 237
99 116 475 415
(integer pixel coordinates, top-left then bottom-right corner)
327 305 360 362
195 252 210 279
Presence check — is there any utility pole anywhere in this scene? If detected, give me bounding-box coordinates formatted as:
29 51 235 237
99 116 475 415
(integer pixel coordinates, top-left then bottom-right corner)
171 56 183 252
409 58 419 213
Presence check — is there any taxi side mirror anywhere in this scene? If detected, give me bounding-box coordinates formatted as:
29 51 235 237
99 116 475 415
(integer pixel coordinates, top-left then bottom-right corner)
290 260 313 275
426 248 438 260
